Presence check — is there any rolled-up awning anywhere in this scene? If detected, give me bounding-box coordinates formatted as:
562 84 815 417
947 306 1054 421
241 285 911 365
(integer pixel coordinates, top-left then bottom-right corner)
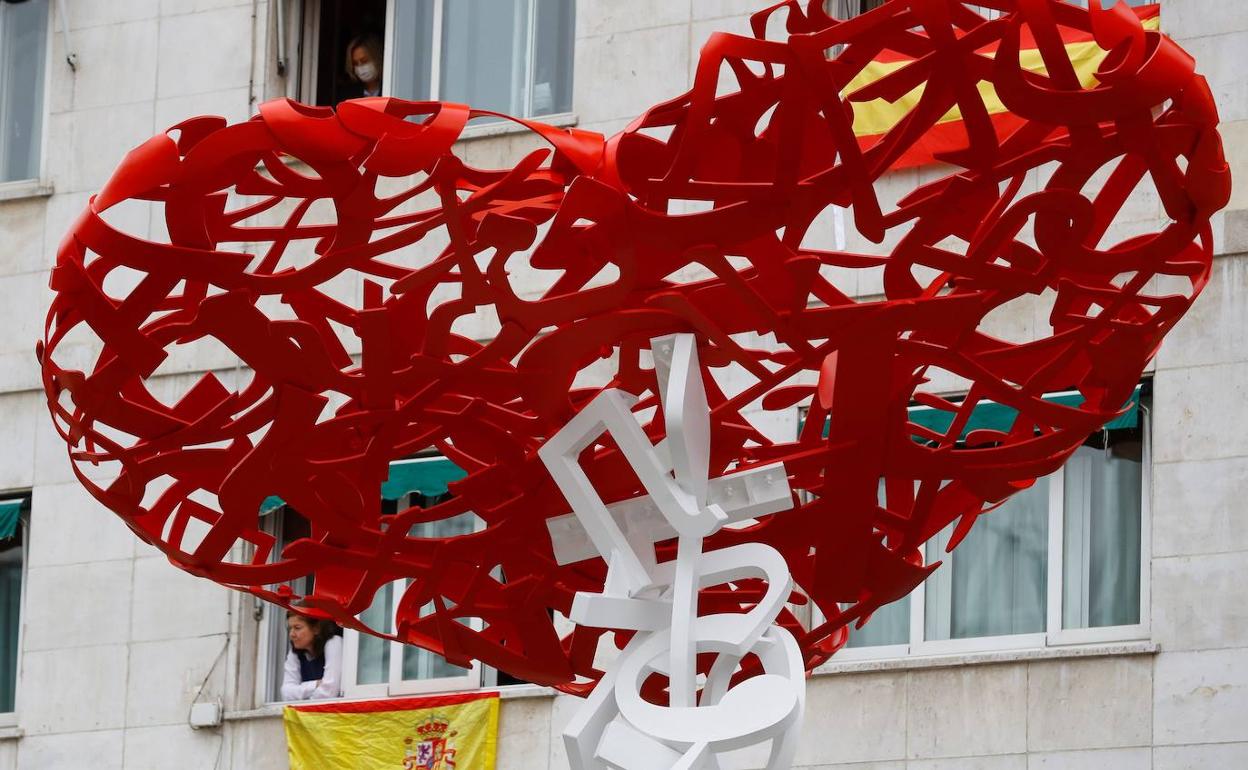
811 385 1144 441
259 457 466 515
0 500 20 540
907 385 1143 440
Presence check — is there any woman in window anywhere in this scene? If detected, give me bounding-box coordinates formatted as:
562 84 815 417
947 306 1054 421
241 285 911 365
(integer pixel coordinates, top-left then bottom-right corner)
342 33 384 101
281 610 343 700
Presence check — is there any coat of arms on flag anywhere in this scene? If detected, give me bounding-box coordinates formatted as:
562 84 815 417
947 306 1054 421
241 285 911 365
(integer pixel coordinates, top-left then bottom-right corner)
284 692 498 770
404 713 457 769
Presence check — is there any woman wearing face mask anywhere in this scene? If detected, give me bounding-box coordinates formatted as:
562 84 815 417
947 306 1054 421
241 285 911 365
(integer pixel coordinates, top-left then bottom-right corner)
344 33 384 100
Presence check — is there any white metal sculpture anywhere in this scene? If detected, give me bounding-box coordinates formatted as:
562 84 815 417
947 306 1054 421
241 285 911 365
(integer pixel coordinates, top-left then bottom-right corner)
540 334 804 770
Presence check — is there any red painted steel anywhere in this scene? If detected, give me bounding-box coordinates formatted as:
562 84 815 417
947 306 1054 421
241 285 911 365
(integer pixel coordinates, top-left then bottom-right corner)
37 1 1229 693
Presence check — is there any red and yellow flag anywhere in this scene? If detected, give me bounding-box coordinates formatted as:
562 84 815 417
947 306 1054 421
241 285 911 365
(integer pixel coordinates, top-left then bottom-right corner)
284 692 499 770
849 4 1162 169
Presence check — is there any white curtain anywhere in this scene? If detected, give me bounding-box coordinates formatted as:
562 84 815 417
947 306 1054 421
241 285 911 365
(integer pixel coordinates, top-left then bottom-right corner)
846 595 909 648
355 582 393 686
927 479 1049 640
400 508 476 681
1062 443 1142 629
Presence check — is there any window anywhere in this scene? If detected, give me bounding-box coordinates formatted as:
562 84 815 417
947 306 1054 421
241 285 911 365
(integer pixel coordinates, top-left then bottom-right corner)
828 0 886 17
262 503 314 702
299 0 388 107
830 1 1151 21
827 385 1150 659
291 0 575 118
342 471 483 698
0 495 27 715
0 0 48 183
264 456 523 702
391 0 574 118
1069 0 1152 6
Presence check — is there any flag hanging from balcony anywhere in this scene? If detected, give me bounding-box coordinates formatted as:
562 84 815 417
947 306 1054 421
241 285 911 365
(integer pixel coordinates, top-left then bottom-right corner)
284 692 499 770
849 4 1161 169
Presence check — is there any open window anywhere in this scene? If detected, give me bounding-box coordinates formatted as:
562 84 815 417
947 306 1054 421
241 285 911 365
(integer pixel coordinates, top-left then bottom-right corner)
288 0 575 117
827 0 886 17
263 456 531 703
292 0 388 107
342 459 483 698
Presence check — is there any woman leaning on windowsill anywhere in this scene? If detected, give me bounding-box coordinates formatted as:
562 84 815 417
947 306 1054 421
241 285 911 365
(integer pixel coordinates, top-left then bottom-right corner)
281 610 344 700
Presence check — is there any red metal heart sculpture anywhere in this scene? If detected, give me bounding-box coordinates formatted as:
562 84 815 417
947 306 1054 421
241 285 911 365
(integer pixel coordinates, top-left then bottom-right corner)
37 0 1229 691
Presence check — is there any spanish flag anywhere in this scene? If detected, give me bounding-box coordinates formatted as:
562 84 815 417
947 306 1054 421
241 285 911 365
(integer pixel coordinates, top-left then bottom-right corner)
849 4 1162 169
284 692 499 770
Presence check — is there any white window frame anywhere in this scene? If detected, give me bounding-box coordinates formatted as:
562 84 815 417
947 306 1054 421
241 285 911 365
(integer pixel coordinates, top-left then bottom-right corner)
834 1 1151 22
260 456 490 704
0 495 30 727
0 0 53 190
819 394 1151 663
291 0 572 120
339 581 484 699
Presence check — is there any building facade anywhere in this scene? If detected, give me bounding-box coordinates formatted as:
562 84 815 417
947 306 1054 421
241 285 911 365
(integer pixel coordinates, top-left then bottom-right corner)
0 0 1244 768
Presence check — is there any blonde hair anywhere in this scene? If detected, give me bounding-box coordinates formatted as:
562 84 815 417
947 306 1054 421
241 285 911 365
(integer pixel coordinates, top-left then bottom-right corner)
344 33 384 83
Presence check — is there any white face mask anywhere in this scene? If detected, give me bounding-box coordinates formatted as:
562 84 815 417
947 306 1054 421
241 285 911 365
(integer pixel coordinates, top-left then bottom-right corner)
354 62 378 83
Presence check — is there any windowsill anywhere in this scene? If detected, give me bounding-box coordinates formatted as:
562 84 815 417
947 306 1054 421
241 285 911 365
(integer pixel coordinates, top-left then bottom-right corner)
0 179 53 203
813 639 1158 676
456 112 578 142
225 683 557 722
228 643 1157 722
0 725 21 741
262 111 579 173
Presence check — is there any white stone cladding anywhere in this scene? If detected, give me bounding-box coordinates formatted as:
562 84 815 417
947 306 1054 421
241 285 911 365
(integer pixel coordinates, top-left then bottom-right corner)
0 0 1243 768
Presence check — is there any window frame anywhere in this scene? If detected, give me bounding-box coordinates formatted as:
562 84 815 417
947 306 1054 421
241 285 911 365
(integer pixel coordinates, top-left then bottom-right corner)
0 493 31 726
338 577 485 700
831 1 1153 22
820 393 1152 664
291 0 573 121
258 456 492 704
0 0 53 190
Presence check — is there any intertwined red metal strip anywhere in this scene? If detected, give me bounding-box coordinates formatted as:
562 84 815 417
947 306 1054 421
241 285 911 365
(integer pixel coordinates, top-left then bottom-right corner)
38 0 1229 692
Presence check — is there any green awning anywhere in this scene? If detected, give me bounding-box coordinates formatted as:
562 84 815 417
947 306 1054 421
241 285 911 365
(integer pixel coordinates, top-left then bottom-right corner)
381 458 466 500
258 457 466 514
813 385 1143 441
0 501 21 540
906 385 1142 440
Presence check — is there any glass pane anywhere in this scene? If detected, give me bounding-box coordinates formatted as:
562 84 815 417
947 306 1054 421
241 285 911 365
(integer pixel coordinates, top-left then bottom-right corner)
1062 442 1142 629
356 582 393 685
926 478 1049 640
390 0 435 101
531 0 574 115
846 481 911 647
1068 1 1150 7
0 520 23 713
0 0 49 182
400 503 476 683
402 598 471 681
845 595 909 648
440 0 531 115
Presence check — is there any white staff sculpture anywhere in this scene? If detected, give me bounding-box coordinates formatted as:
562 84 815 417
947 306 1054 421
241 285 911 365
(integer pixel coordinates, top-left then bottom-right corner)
540 334 804 769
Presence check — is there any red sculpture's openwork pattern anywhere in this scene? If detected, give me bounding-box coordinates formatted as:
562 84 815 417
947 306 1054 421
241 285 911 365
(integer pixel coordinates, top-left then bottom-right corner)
38 1 1229 691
